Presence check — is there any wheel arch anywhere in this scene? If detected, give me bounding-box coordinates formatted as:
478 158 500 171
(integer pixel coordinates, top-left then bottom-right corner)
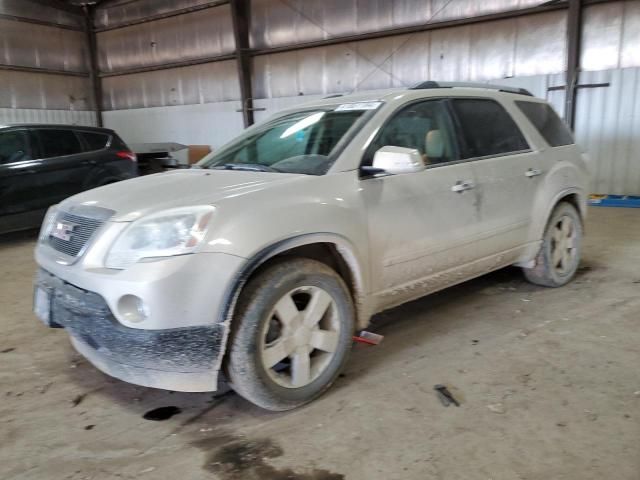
219 233 371 332
519 187 586 267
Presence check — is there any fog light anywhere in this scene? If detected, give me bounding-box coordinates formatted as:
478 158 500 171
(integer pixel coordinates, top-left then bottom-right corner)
117 295 149 323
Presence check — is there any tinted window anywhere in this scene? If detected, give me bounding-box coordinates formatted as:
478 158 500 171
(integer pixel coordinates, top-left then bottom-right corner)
79 131 109 151
364 100 458 166
516 101 574 147
110 134 129 151
452 99 529 158
37 129 82 158
0 130 31 164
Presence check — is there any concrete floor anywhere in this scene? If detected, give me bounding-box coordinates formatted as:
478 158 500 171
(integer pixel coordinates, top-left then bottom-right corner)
1 207 638 480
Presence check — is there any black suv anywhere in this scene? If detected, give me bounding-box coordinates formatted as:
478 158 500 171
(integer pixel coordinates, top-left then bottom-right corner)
0 124 137 234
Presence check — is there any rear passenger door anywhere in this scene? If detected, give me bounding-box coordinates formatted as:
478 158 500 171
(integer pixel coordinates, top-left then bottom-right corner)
31 128 92 207
450 98 541 259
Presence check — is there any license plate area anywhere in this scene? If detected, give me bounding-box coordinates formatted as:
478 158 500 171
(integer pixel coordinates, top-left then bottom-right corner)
33 286 59 328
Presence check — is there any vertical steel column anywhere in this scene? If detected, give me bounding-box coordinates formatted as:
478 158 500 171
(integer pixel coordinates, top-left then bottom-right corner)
230 0 254 127
565 0 583 129
84 5 103 127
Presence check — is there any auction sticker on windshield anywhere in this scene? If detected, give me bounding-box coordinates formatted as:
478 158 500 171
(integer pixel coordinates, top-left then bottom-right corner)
335 102 382 111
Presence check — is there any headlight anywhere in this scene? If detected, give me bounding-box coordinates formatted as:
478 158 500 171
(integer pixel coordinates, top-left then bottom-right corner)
105 206 215 269
38 205 59 242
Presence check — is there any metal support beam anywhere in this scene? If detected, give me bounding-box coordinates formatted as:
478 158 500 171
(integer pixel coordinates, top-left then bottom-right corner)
0 13 82 31
84 6 103 127
565 0 583 129
98 53 236 78
94 0 230 33
230 0 254 127
0 64 88 77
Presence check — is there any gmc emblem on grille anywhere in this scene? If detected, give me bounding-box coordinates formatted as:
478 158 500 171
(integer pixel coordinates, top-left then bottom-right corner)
52 221 76 242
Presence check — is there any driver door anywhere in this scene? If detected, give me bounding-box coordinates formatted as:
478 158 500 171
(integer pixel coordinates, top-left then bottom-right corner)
360 99 481 311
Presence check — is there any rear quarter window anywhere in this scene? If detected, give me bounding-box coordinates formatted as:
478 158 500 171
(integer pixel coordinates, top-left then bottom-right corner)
516 101 574 147
37 129 83 158
110 134 130 151
451 98 529 158
78 131 110 151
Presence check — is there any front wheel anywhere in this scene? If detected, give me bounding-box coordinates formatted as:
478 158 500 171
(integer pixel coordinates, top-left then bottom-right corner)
225 258 355 411
523 201 583 287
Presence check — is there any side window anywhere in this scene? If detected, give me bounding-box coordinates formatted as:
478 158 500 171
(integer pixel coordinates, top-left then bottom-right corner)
36 129 83 158
0 130 31 164
78 131 110 151
516 101 574 147
451 99 529 158
364 100 458 166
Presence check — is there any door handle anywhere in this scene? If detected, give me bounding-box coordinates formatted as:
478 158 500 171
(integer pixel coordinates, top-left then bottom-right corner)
525 168 543 178
451 180 475 193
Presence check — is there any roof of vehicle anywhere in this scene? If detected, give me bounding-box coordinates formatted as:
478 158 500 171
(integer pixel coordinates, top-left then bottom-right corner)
0 124 115 133
299 81 546 109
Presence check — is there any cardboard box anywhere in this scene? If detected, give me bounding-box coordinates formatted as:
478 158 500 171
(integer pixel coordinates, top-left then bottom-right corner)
188 145 212 165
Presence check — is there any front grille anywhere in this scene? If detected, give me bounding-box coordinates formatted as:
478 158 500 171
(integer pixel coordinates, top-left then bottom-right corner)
47 207 113 258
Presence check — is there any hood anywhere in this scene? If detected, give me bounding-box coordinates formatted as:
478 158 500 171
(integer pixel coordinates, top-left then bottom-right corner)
60 169 305 221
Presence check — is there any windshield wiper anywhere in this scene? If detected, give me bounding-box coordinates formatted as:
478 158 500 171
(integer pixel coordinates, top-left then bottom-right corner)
211 163 281 173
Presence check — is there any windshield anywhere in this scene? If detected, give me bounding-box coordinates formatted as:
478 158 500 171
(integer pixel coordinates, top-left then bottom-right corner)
198 108 369 175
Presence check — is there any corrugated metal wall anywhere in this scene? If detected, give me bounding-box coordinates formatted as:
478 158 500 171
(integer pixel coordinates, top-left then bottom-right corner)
0 0 82 28
252 11 567 98
102 60 240 110
96 5 235 75
249 0 544 49
0 0 94 124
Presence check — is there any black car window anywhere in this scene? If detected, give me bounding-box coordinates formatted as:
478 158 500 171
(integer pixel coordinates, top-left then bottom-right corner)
37 129 83 158
78 131 110 151
516 101 574 147
110 134 129 150
451 99 529 158
0 130 31 164
363 99 458 167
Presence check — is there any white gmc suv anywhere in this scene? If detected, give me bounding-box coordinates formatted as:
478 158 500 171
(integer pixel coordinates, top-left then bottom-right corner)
34 82 589 411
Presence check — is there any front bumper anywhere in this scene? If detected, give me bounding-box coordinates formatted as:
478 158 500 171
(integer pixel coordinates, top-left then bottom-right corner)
36 269 227 392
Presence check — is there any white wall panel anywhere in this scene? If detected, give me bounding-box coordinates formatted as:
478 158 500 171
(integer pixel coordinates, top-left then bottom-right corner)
102 101 244 149
574 68 640 195
0 109 96 126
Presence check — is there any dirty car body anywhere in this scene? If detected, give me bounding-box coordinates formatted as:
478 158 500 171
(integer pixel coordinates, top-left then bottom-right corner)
33 83 589 405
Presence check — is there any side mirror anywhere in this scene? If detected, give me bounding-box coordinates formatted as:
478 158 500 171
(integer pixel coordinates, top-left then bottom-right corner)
370 146 425 175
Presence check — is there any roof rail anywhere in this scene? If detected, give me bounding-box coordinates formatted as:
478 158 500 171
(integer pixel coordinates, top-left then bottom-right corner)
323 93 344 99
409 81 533 97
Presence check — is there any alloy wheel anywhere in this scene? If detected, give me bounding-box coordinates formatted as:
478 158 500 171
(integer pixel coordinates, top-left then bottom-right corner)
260 286 340 388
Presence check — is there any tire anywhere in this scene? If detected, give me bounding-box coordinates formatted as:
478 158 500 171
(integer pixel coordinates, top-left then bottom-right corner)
523 201 583 287
225 257 355 411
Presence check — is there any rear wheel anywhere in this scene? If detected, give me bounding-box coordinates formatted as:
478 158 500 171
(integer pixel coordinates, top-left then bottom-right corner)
523 201 583 287
226 258 355 411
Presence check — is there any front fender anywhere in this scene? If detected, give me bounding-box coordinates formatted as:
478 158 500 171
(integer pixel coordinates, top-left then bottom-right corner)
217 232 371 330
